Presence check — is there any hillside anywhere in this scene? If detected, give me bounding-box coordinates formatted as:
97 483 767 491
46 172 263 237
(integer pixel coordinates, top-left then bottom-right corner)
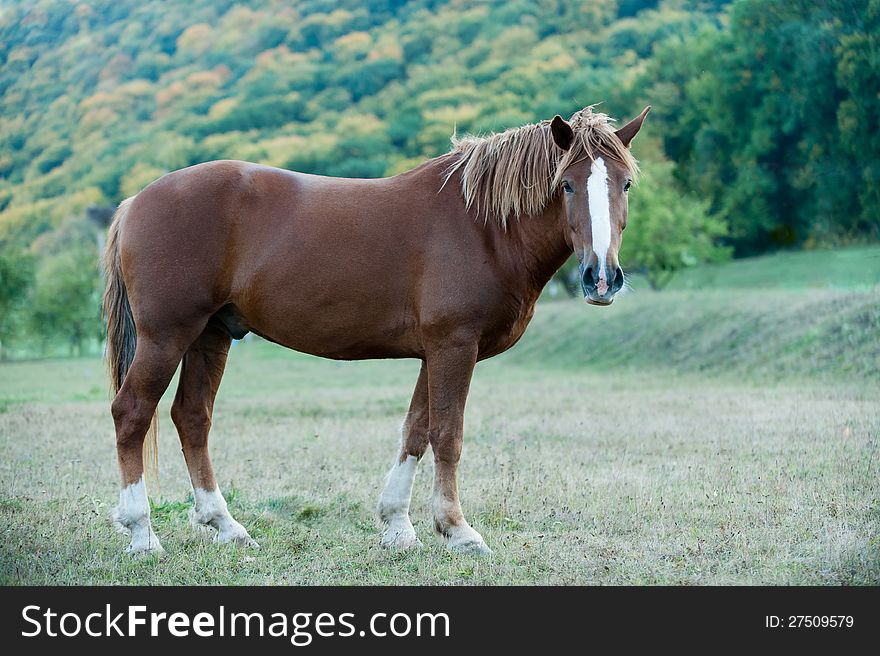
506 287 879 380
1 0 877 358
0 0 725 244
510 247 880 380
3 0 876 251
662 245 880 292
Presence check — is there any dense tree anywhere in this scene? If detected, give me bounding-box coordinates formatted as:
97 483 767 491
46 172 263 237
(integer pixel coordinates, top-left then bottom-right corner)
0 246 34 358
623 155 731 289
0 0 876 355
27 221 102 357
835 0 880 238
642 0 879 253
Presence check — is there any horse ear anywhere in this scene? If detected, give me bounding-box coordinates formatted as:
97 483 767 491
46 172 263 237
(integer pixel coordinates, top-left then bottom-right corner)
550 115 574 151
615 105 651 148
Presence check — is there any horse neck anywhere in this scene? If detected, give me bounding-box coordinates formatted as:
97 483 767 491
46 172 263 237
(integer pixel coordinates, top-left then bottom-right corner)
497 197 573 296
413 156 572 297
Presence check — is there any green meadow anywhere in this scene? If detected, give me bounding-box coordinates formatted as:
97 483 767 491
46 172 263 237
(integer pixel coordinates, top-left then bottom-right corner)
1 248 878 585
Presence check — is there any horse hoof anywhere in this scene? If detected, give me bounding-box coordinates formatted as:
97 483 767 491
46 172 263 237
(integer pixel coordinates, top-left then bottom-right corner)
126 539 165 558
217 529 260 549
448 539 493 557
380 529 423 551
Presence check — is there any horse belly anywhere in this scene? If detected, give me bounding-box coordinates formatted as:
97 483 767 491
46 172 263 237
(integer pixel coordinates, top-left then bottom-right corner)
235 284 422 360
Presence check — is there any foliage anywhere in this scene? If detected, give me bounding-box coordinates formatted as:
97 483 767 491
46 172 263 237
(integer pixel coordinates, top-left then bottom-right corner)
623 151 731 289
641 0 880 253
0 0 876 354
27 242 102 356
0 245 34 358
22 215 104 356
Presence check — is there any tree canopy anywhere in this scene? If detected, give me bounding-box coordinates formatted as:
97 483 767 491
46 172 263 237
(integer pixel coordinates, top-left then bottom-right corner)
0 0 876 355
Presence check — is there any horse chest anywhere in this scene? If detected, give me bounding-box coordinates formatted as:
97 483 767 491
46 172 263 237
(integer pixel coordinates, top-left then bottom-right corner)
479 299 537 358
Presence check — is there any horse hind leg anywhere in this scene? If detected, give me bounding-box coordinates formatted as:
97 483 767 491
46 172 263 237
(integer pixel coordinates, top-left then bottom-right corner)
171 320 258 548
378 362 429 550
112 335 190 555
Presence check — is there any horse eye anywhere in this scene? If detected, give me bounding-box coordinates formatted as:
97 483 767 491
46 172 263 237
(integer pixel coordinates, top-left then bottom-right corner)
562 181 573 193
623 180 632 192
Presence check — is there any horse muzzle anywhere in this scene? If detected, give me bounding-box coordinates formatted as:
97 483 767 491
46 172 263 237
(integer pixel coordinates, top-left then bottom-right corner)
580 262 624 306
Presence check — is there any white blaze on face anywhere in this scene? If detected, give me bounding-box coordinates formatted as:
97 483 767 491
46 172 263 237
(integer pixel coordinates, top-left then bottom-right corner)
587 156 612 288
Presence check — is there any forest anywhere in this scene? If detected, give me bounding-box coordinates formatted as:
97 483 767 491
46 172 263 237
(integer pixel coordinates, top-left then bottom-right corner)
0 0 877 356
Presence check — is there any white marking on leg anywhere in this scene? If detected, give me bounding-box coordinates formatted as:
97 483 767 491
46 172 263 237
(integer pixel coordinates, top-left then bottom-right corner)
378 455 421 549
192 487 258 547
381 455 418 517
112 475 163 555
431 473 491 556
587 156 611 286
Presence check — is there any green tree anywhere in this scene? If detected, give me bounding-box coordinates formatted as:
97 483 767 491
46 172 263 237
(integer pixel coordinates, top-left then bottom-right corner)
835 0 880 241
622 157 730 289
0 245 34 358
643 0 879 253
28 245 101 356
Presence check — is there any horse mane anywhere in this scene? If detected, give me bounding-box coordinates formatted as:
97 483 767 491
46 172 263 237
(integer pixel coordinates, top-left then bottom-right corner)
442 106 639 226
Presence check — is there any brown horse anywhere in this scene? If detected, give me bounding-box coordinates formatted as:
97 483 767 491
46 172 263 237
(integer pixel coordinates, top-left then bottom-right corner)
102 105 649 555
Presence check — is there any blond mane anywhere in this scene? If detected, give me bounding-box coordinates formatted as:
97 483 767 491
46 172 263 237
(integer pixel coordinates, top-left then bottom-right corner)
443 106 638 226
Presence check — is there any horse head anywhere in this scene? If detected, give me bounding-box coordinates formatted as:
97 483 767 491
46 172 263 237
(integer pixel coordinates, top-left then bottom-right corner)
551 106 650 305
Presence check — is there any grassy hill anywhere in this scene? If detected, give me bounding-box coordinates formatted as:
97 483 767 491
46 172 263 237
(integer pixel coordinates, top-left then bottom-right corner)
513 287 879 380
3 245 877 379
2 261 877 585
517 246 880 380
1 246 877 585
2 1 877 358
660 246 880 292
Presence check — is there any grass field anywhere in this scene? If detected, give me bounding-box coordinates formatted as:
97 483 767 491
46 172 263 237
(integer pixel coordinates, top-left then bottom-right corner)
1 248 878 585
663 245 880 292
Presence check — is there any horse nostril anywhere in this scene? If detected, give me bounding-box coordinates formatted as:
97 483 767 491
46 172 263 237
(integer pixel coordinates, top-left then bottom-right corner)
582 267 594 288
611 267 625 293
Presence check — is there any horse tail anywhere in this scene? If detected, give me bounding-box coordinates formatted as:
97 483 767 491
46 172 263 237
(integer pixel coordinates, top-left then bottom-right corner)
102 196 160 495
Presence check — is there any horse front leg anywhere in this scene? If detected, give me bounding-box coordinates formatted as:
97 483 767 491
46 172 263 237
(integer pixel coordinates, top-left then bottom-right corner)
425 340 491 555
